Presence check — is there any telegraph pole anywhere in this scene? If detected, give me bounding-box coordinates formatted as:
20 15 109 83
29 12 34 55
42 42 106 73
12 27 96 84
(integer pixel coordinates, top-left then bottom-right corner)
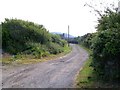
68 25 69 46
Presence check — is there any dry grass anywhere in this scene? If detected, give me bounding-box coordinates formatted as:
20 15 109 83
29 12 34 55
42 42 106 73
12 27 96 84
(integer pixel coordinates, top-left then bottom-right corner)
2 46 71 65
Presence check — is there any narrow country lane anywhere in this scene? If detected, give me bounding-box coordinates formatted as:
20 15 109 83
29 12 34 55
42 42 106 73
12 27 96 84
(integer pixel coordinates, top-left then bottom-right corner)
2 44 89 88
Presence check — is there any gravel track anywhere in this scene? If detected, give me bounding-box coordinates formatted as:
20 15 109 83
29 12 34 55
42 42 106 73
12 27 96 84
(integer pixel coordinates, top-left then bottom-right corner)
2 44 88 88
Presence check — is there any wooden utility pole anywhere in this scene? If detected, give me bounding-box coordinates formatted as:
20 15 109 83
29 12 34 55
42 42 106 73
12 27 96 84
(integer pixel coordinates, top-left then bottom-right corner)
68 25 69 46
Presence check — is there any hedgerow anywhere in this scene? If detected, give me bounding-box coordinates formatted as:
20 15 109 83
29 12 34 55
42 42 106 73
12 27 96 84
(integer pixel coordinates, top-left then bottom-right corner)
2 18 68 58
91 10 120 81
78 9 120 82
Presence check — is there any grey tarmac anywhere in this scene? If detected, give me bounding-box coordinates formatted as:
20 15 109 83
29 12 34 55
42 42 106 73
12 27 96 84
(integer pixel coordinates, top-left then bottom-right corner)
2 44 89 88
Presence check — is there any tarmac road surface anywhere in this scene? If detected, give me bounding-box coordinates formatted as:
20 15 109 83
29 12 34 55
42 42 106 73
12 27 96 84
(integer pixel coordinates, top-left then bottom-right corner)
2 44 88 88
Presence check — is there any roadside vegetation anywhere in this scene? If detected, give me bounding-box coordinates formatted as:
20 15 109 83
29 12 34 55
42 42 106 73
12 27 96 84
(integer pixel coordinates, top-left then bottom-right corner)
2 18 70 65
76 7 120 88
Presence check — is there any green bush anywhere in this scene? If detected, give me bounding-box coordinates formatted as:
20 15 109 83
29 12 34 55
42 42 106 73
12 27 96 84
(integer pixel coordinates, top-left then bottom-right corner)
78 33 96 49
91 10 120 82
51 34 67 47
47 42 64 54
78 9 120 82
2 18 68 59
2 18 50 54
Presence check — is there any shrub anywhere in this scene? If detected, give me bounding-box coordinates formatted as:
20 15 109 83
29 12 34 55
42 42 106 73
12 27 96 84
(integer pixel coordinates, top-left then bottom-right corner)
91 10 120 82
2 18 50 54
47 42 64 54
2 18 68 59
79 33 96 49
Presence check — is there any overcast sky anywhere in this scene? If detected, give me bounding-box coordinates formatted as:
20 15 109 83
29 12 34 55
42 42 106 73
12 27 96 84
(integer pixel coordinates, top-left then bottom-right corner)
0 0 118 36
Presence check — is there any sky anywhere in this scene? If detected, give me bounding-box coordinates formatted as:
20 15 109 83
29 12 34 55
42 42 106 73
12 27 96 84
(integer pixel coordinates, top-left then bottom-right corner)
0 0 119 36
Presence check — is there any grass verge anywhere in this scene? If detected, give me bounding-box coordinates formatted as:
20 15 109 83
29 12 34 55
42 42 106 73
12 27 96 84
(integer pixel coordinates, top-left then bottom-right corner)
2 45 72 65
76 45 120 88
76 45 95 88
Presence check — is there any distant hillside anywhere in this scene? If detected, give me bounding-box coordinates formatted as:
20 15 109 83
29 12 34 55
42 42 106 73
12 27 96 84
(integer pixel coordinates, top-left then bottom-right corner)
51 32 75 39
